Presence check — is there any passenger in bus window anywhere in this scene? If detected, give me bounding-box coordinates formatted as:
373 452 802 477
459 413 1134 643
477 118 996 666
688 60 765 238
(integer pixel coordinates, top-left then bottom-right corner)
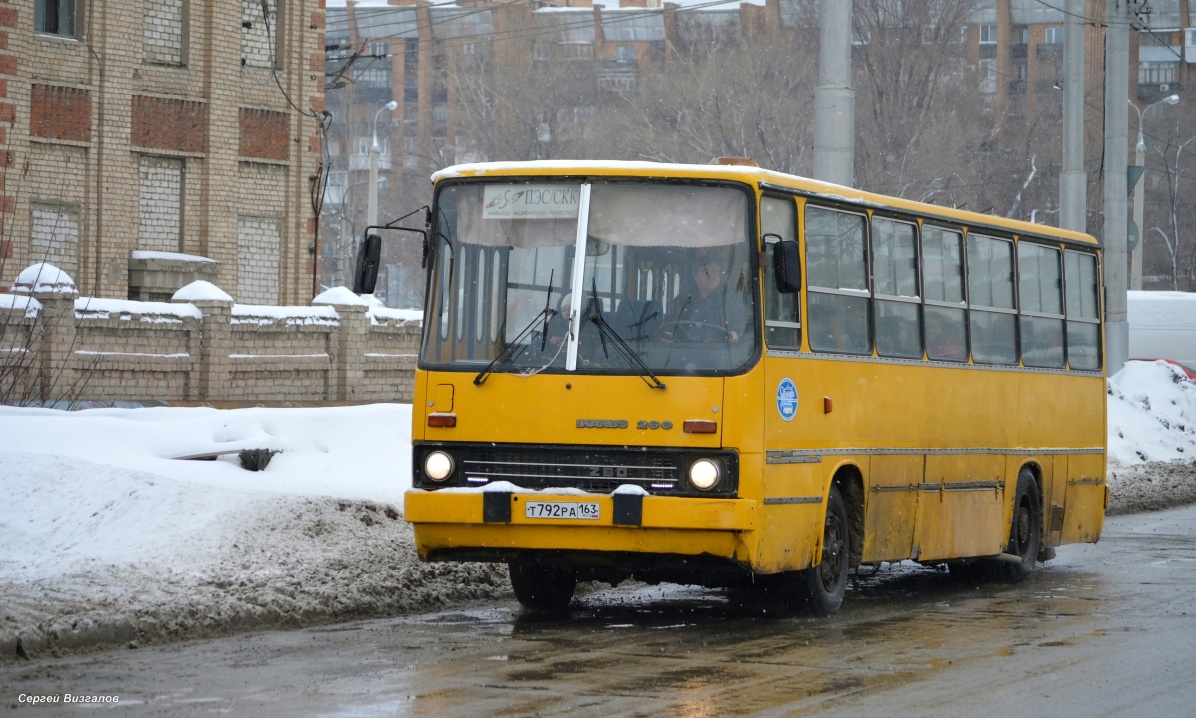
926 310 965 361
661 253 748 343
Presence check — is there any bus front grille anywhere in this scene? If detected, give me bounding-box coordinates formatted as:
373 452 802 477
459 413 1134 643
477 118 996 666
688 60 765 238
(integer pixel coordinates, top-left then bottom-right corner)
413 442 739 497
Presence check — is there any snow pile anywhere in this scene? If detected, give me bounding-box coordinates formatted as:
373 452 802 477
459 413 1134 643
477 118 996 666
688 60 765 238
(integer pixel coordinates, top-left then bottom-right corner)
1105 360 1196 514
2 362 1196 660
1108 359 1196 465
0 405 507 661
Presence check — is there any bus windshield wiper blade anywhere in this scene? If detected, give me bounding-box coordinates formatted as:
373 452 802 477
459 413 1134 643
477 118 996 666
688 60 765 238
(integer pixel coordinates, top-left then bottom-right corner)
475 273 557 386
472 311 550 386
583 284 665 391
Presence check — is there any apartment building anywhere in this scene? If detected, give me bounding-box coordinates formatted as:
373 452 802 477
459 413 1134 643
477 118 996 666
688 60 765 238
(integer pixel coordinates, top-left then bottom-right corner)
322 0 788 304
972 0 1196 117
1 0 326 303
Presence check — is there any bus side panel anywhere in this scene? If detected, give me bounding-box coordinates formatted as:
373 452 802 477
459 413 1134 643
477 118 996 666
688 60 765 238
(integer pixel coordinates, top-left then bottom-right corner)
862 455 921 563
1062 453 1106 544
914 454 1006 562
1038 454 1067 549
757 462 825 573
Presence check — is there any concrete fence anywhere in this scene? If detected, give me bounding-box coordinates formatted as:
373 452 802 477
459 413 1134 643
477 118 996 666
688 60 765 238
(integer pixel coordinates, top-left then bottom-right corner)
0 265 421 405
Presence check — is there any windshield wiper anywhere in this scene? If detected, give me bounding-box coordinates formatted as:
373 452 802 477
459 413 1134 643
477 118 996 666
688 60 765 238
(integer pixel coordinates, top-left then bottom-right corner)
583 281 666 391
474 272 557 386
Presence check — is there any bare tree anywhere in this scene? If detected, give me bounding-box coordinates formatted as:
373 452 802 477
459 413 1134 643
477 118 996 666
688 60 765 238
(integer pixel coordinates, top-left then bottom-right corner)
589 28 818 170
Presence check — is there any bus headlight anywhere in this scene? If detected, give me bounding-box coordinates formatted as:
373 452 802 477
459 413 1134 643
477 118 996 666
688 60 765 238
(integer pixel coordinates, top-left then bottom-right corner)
689 459 720 490
425 451 455 481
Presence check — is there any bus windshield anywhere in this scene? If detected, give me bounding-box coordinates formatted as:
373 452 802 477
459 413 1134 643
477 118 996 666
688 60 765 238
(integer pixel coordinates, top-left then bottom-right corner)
422 179 758 376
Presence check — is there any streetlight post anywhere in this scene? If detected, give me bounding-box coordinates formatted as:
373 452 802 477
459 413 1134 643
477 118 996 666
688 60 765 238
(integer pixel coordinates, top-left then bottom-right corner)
368 100 398 228
1129 94 1180 290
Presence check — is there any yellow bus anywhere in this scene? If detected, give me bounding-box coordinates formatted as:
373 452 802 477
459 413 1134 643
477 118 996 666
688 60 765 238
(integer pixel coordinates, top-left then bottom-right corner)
397 159 1107 615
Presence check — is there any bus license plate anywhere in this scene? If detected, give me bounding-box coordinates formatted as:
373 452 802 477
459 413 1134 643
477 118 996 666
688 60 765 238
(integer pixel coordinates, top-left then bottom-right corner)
524 501 600 521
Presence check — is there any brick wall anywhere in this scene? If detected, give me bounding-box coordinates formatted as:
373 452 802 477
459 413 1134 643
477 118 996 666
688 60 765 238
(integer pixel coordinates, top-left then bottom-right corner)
30 203 81 276
29 85 92 142
144 0 185 66
0 288 420 405
239 108 289 160
138 156 184 252
236 215 281 303
131 95 207 153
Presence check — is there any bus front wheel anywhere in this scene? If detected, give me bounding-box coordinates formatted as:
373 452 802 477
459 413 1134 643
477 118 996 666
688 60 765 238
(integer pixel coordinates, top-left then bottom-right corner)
800 483 850 616
509 563 576 612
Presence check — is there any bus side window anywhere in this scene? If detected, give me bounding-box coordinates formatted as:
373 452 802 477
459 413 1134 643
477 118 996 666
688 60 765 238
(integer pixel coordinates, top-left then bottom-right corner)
922 225 967 361
761 196 801 350
1018 241 1065 368
1065 250 1101 370
873 217 922 359
968 234 1018 365
806 206 871 354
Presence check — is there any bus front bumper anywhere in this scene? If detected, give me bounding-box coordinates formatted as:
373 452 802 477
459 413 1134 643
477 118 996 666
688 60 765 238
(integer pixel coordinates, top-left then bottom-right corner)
405 489 758 561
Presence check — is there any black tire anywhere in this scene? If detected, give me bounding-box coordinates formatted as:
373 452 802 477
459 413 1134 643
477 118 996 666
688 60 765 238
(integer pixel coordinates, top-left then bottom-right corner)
508 563 576 612
800 483 850 616
1000 468 1042 583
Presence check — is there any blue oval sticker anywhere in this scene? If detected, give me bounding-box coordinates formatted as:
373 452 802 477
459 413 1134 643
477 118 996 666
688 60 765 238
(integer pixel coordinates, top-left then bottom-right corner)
777 378 798 422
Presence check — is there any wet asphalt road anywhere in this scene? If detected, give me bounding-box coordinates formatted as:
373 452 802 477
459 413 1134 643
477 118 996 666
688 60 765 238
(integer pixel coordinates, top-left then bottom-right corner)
4 504 1195 717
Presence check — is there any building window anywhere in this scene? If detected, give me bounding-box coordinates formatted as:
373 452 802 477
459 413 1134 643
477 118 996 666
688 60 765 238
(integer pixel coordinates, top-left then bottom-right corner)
616 44 635 62
30 203 81 277
144 0 186 66
1015 26 1028 44
1045 26 1064 44
1139 61 1179 84
1142 30 1174 47
138 156 184 253
979 24 997 44
35 0 76 38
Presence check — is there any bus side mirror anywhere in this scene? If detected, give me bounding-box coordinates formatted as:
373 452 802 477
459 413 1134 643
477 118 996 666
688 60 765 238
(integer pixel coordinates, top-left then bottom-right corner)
353 233 382 294
771 237 801 293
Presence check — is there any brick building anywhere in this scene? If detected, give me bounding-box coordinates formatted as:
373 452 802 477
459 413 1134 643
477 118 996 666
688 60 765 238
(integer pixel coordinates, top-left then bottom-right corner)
972 0 1196 119
0 0 327 304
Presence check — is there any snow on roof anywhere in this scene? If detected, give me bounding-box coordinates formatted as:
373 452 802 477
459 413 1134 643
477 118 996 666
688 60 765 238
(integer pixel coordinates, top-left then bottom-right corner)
369 306 423 324
431 158 773 181
12 263 77 295
232 304 340 326
75 297 203 322
130 251 217 263
173 281 233 303
313 286 371 306
0 293 43 318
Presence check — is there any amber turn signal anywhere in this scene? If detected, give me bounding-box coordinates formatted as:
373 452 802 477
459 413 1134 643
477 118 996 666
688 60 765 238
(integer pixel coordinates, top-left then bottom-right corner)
427 413 457 428
683 420 717 434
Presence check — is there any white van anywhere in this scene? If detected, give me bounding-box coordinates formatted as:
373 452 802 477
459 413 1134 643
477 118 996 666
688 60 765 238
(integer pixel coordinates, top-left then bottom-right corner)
1127 290 1196 373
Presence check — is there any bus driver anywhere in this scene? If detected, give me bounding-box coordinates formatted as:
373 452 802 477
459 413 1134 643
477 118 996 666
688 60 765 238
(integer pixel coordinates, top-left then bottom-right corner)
662 253 748 344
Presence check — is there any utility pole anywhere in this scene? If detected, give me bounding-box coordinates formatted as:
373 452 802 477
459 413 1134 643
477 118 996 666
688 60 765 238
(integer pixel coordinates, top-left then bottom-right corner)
1104 0 1131 377
1059 0 1086 232
812 0 854 187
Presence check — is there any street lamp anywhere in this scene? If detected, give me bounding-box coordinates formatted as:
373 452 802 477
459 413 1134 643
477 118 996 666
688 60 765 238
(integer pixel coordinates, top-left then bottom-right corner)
1129 93 1180 290
368 100 398 228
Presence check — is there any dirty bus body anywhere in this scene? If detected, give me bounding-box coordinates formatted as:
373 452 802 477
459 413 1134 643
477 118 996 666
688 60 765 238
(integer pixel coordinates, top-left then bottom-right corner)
403 160 1107 615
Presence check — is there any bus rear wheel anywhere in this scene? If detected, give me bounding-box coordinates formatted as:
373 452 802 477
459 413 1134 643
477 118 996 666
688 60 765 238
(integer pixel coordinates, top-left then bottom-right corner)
509 562 576 612
1000 468 1042 583
800 483 850 616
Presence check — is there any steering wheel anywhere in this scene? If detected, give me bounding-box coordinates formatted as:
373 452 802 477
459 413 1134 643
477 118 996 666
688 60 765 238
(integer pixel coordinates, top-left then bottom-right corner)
660 319 735 342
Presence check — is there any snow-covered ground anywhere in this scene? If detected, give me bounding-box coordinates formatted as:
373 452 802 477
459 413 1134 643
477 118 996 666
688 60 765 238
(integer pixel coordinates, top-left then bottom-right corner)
3 361 1196 661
